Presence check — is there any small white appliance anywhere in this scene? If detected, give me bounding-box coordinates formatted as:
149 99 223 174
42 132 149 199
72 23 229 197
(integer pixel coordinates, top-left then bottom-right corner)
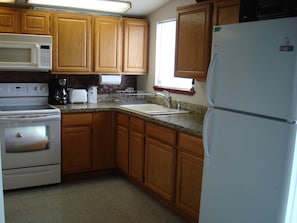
88 86 97 104
0 33 52 71
68 89 88 104
201 17 297 223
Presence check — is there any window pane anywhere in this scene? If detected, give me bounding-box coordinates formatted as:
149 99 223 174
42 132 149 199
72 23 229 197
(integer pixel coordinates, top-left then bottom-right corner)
155 20 192 89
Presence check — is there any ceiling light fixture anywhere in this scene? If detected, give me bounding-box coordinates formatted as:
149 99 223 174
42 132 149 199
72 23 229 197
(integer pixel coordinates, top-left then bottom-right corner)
0 0 15 3
27 0 131 14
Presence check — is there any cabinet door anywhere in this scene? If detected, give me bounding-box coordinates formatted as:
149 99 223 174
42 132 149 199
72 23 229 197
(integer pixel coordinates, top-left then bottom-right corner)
0 7 18 33
52 13 91 73
92 112 115 170
176 151 203 221
93 16 122 73
116 125 129 173
116 113 129 173
213 0 240 26
20 10 50 35
129 117 145 183
144 137 176 202
62 126 92 174
175 2 212 81
123 18 148 74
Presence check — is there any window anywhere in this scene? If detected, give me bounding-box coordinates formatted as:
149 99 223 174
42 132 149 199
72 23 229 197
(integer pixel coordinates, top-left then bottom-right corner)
155 20 193 95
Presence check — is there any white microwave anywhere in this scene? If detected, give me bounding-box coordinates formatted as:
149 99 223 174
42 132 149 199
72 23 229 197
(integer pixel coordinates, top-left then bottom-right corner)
0 33 52 71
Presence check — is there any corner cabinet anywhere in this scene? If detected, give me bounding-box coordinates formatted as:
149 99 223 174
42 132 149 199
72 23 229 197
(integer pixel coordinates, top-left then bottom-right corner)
52 12 92 73
123 18 149 74
93 16 122 73
174 2 212 81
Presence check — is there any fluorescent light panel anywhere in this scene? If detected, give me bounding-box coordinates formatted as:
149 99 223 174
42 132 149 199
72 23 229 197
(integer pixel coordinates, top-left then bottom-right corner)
27 0 131 13
0 0 15 3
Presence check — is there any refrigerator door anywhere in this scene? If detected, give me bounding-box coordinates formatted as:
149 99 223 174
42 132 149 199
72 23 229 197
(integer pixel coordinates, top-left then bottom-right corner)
200 108 297 223
206 17 297 121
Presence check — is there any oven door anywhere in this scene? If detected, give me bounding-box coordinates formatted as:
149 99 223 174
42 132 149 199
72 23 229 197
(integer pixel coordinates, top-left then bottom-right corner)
0 113 60 170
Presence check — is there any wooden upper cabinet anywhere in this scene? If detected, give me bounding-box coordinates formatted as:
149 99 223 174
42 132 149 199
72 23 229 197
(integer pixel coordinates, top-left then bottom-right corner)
93 16 122 73
0 7 18 33
213 0 240 26
123 18 148 74
20 10 50 35
52 12 92 73
175 2 212 81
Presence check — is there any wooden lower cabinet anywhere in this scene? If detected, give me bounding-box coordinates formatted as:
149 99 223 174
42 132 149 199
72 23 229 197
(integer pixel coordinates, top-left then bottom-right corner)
62 113 92 174
144 122 176 202
92 112 115 170
62 111 115 175
176 132 204 222
129 116 145 183
116 113 129 173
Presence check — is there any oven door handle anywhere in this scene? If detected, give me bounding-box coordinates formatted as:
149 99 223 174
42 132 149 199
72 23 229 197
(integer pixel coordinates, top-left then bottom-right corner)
0 114 60 121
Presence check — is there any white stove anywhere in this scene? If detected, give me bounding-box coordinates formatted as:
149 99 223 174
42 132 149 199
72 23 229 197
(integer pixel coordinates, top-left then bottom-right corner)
0 83 61 190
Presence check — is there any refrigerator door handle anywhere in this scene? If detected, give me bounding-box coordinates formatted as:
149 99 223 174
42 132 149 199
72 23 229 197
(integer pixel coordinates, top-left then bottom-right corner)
206 53 218 106
203 108 214 165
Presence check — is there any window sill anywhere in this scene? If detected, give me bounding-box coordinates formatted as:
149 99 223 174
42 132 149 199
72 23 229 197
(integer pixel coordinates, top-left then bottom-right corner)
153 86 195 96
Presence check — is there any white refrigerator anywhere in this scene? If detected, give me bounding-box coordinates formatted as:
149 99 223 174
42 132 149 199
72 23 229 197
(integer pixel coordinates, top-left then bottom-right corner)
200 17 297 223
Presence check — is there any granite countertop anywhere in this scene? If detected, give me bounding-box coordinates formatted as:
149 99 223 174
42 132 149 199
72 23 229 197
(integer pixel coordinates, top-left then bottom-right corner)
54 102 204 137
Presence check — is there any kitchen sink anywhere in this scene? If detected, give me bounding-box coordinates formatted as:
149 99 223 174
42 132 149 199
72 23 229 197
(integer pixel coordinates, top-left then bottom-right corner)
120 104 189 115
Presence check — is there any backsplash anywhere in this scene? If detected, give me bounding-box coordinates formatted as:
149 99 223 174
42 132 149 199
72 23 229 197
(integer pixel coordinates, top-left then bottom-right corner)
0 72 137 94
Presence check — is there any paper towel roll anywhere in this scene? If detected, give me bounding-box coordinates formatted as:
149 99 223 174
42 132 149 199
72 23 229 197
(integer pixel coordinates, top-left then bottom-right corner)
100 75 121 85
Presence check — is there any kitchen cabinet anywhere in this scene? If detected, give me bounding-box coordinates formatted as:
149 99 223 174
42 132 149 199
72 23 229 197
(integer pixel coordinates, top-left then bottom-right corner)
0 7 18 33
0 7 51 34
175 132 204 222
62 113 92 174
52 12 92 73
93 16 122 73
144 122 177 202
129 116 145 183
20 10 51 35
92 112 115 170
123 18 149 74
116 113 130 174
213 0 240 26
174 2 212 81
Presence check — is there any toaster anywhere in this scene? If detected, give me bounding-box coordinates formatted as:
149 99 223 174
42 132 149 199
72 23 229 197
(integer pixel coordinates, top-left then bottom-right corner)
68 89 88 104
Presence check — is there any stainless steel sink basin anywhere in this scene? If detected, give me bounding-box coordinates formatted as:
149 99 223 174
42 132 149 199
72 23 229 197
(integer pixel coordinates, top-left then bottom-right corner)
120 104 189 115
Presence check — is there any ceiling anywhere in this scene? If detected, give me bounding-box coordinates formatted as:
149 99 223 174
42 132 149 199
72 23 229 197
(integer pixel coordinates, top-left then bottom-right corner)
5 0 172 17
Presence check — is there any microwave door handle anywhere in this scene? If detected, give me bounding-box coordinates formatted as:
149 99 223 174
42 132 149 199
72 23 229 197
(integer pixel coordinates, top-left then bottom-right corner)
33 44 40 67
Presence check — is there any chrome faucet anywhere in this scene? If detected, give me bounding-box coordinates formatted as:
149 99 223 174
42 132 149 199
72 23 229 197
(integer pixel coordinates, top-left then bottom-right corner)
155 90 172 108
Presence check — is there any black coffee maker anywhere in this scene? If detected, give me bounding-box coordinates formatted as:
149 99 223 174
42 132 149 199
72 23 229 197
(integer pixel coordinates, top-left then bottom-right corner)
49 76 68 105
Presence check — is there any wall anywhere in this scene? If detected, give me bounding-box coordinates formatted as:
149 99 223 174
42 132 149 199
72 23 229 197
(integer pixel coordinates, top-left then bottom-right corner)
137 0 208 106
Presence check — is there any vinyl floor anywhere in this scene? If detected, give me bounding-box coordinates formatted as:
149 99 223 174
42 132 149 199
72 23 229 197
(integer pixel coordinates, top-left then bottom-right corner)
4 175 188 223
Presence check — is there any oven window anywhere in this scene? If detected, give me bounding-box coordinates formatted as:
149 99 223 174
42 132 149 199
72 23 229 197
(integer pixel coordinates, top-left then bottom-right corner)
4 126 49 153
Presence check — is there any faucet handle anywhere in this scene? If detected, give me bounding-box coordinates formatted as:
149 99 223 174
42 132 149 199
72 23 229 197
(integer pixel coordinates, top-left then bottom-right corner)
176 99 181 110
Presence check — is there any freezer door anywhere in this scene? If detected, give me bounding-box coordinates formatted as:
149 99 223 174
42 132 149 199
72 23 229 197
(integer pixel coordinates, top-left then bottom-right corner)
206 17 297 121
200 108 297 223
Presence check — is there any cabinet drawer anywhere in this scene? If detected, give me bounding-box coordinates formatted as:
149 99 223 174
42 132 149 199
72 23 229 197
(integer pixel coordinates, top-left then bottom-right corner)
117 113 129 127
146 122 176 145
178 132 204 158
130 116 145 133
62 113 92 126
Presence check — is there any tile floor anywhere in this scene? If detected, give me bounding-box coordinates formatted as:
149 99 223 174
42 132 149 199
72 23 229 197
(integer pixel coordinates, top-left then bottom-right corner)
4 175 188 223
